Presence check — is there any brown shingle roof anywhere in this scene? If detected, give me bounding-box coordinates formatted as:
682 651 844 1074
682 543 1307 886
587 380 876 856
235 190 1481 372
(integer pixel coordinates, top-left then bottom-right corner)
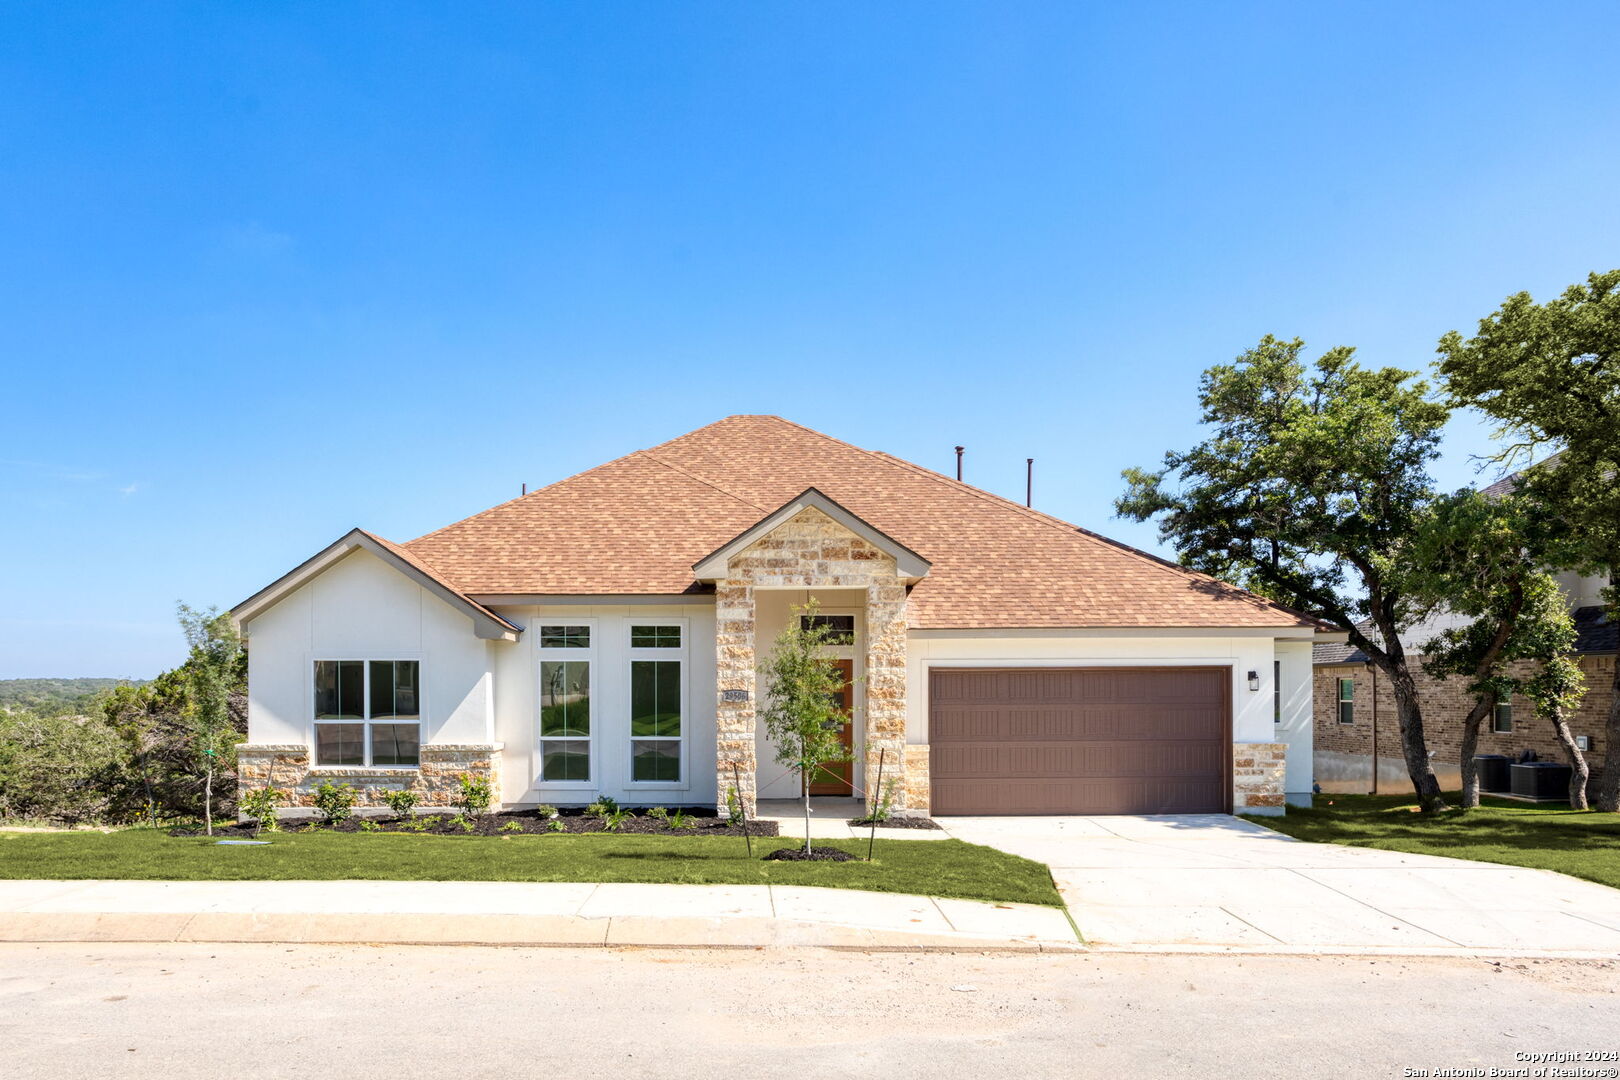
403 415 1325 630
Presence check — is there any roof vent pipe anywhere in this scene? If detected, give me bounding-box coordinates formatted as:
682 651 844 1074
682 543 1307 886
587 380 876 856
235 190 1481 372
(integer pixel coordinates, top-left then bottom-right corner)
1026 459 1033 507
521 483 527 496
955 446 964 481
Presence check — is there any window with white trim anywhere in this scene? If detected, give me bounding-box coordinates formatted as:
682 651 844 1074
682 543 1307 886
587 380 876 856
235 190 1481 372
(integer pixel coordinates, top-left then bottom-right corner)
629 623 683 783
539 625 592 782
313 660 420 766
1336 678 1355 725
1492 689 1514 734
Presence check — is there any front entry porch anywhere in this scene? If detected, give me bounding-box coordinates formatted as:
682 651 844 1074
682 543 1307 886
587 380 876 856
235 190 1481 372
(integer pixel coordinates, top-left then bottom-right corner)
697 492 932 818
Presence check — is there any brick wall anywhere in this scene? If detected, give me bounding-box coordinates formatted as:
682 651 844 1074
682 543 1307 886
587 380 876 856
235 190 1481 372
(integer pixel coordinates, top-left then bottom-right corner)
1314 655 1612 769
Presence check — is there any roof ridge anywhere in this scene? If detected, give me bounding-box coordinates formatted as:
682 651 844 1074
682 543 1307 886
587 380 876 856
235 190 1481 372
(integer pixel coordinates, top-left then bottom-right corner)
636 450 774 513
762 416 1300 616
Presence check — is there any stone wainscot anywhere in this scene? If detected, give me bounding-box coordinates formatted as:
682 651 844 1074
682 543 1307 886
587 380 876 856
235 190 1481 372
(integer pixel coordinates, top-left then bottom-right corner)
236 743 503 814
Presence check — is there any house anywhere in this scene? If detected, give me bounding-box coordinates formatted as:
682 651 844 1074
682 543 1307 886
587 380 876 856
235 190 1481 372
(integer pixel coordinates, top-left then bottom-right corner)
1313 463 1614 792
231 416 1340 818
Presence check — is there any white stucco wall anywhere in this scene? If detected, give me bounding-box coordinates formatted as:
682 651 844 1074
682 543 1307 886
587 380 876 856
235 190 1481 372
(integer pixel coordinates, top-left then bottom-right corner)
489 601 717 808
242 549 498 747
906 629 1314 795
1275 639 1314 798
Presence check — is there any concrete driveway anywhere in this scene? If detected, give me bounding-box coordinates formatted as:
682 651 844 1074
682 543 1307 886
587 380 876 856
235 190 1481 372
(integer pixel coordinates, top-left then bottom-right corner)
939 814 1620 954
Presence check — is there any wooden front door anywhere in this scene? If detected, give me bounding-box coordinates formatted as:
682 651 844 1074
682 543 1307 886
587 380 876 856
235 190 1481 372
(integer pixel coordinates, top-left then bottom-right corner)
808 659 856 796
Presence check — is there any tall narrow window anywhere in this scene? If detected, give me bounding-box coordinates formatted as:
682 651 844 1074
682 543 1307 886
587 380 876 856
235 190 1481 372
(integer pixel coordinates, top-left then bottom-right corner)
1274 660 1282 724
1492 690 1514 734
629 623 683 783
540 660 591 781
1337 677 1355 725
313 660 420 766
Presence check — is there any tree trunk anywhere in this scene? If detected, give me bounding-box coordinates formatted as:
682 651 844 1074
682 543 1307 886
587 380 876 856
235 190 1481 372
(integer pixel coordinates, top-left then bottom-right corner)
1457 692 1493 809
1386 664 1448 813
1547 705 1591 810
1596 591 1620 812
204 759 214 837
802 734 813 855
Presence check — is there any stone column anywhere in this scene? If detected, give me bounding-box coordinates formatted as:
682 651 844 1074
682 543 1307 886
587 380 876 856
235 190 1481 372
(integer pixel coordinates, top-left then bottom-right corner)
863 578 911 815
715 579 758 816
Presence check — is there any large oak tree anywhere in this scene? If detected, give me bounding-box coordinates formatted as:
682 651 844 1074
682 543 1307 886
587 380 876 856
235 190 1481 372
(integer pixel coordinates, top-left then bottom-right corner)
1118 336 1452 812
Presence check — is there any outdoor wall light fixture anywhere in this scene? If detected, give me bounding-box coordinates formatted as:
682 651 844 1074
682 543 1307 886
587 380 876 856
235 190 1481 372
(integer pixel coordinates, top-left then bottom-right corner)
1247 670 1260 691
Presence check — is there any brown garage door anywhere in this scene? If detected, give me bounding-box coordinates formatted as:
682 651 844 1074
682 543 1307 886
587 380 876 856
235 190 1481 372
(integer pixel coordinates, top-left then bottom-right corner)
929 667 1230 815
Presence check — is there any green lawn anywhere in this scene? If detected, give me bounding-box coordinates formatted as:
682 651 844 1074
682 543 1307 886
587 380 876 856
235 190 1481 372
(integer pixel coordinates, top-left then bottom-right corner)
1246 793 1620 891
0 829 1063 907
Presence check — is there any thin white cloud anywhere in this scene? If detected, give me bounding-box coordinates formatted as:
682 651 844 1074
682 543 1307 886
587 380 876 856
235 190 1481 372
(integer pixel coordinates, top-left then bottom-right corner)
119 482 141 497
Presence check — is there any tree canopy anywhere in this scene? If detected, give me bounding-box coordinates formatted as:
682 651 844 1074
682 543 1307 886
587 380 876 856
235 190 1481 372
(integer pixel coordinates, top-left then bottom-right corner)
1118 335 1452 809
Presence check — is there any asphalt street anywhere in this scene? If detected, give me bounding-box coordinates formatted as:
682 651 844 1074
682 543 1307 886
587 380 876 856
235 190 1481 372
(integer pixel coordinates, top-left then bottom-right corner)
2 943 1617 1079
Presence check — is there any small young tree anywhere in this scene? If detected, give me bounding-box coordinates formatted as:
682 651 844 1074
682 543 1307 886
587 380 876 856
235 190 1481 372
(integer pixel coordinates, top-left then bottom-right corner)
1117 337 1454 811
759 603 851 854
176 603 244 836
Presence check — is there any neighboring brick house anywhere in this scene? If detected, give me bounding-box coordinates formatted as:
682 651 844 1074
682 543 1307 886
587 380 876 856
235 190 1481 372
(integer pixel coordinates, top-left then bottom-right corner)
232 415 1342 820
1313 605 1615 793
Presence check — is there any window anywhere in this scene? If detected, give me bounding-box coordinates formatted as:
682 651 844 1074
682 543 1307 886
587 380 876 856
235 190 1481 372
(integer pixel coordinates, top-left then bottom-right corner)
799 613 855 645
1492 690 1513 734
540 625 591 649
630 625 681 648
1273 660 1282 724
539 625 593 782
631 661 681 781
1337 678 1355 725
540 659 591 781
629 624 684 783
313 660 420 766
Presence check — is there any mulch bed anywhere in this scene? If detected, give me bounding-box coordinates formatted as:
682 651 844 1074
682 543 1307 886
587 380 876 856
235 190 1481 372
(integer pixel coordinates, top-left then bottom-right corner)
763 846 856 862
173 808 780 839
850 816 943 830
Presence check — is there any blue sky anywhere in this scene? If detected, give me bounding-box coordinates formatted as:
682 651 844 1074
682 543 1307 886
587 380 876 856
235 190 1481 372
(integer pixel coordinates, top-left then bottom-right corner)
3 2 1618 678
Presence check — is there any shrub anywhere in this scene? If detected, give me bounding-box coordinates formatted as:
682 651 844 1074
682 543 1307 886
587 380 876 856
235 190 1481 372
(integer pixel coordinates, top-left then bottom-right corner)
669 808 696 830
645 806 669 821
0 709 131 825
455 773 492 818
724 786 743 826
499 820 524 833
238 786 285 833
311 781 356 826
535 804 558 819
382 788 418 819
547 818 566 832
584 795 619 818
359 819 380 832
602 807 635 832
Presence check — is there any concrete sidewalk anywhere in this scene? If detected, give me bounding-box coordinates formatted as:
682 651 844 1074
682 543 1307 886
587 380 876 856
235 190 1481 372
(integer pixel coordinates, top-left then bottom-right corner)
0 879 1079 951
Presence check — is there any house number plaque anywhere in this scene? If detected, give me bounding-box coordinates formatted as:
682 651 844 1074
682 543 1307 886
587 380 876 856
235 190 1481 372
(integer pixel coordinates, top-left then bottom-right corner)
720 689 751 702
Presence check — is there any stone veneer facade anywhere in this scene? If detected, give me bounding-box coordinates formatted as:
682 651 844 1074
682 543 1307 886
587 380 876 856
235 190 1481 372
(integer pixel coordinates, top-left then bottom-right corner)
1232 741 1287 814
714 506 924 817
236 742 503 813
